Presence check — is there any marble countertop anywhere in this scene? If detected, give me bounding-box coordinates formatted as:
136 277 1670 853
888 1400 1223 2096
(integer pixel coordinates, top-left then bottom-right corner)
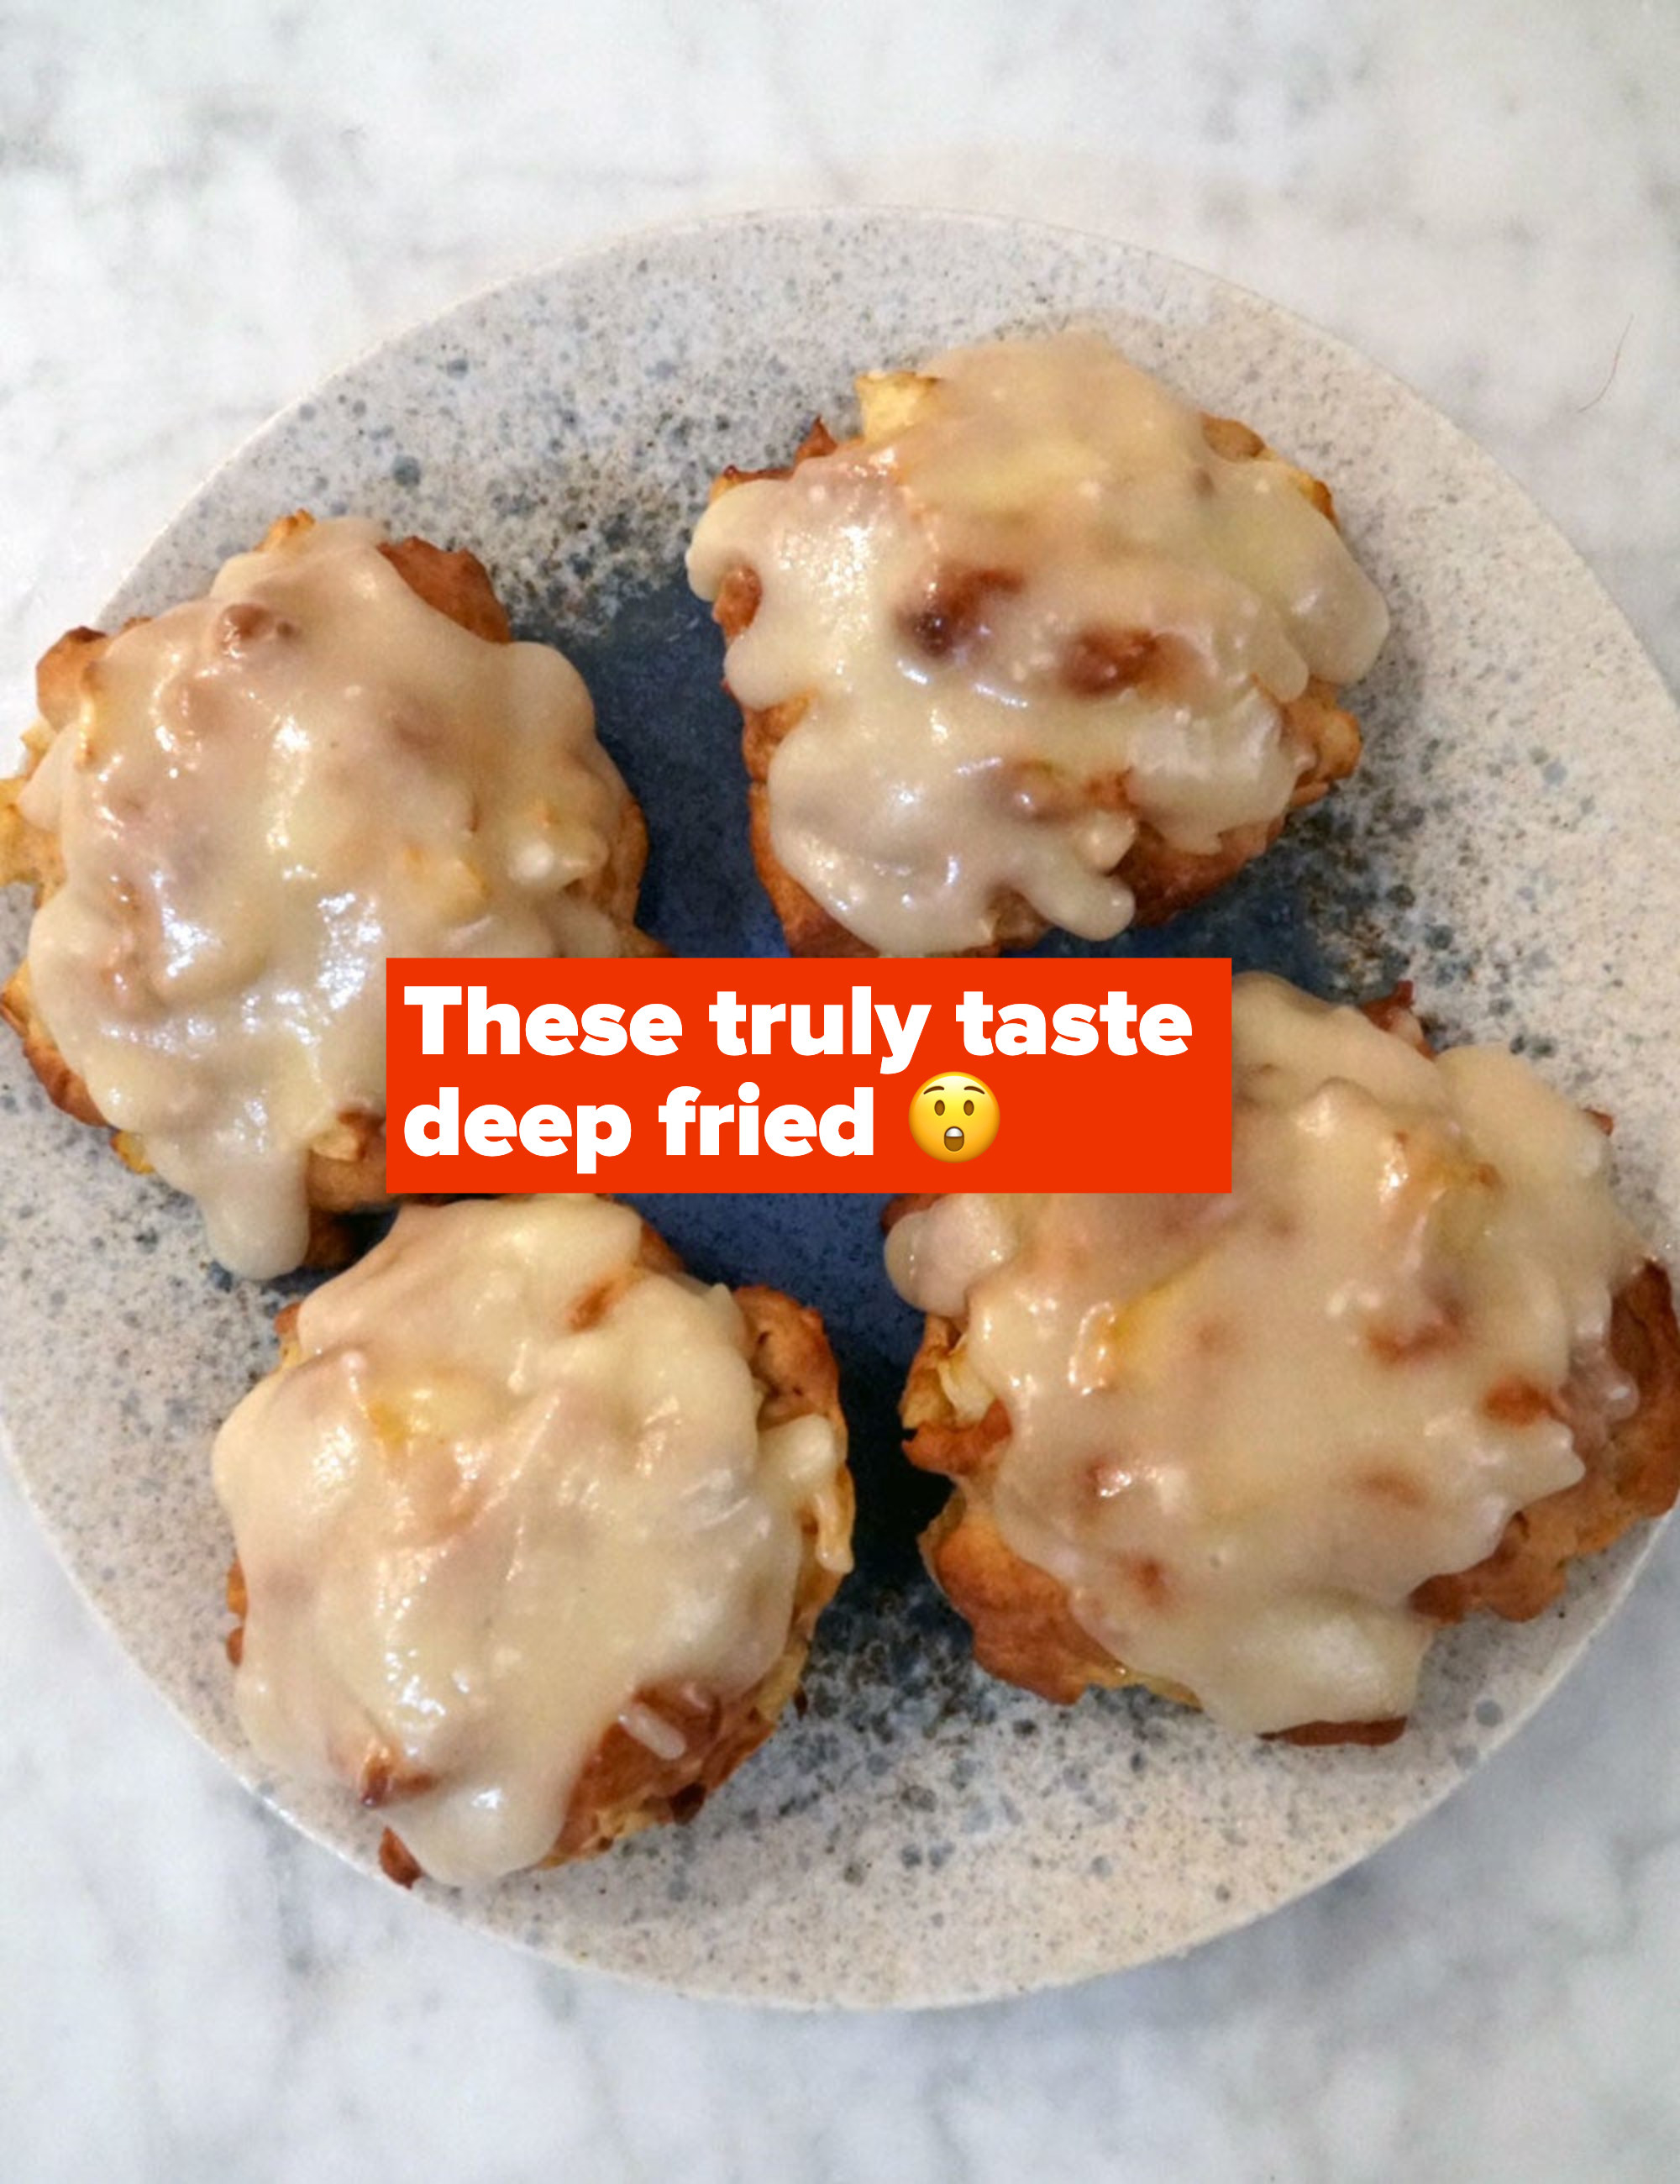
3 3 1677 2176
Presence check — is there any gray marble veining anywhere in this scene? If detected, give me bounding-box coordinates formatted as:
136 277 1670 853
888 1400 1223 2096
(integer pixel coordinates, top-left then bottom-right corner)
3 1 1678 2176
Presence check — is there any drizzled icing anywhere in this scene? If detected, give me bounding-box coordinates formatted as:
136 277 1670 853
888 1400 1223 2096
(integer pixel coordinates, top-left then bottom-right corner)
214 1197 851 1883
887 975 1646 1731
18 517 638 1275
688 334 1389 954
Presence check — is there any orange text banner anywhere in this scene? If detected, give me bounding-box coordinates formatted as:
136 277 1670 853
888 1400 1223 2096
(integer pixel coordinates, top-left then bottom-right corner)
386 957 1232 1194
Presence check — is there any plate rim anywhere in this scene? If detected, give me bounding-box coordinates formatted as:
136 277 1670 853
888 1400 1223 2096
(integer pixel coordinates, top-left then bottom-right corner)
6 202 1677 2009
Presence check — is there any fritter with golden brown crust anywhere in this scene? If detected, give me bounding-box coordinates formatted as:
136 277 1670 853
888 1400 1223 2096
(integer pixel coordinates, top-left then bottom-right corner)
225 1214 853 1882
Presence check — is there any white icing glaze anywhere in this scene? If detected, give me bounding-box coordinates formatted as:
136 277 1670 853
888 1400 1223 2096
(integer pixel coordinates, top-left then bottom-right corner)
886 974 1646 1732
213 1196 850 1884
687 333 1389 954
18 517 638 1276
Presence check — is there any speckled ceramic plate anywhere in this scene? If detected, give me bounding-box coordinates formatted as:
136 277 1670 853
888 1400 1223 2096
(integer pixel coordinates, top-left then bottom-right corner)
3 209 1677 2009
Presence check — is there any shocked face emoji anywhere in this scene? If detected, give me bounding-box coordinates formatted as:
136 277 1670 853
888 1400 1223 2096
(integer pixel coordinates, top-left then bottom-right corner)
909 1072 1000 1163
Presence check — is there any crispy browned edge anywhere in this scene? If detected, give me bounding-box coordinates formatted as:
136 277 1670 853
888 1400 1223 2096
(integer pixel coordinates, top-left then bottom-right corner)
0 513 654 1263
883 1012 1680 1746
703 411 1365 958
224 1217 854 1884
